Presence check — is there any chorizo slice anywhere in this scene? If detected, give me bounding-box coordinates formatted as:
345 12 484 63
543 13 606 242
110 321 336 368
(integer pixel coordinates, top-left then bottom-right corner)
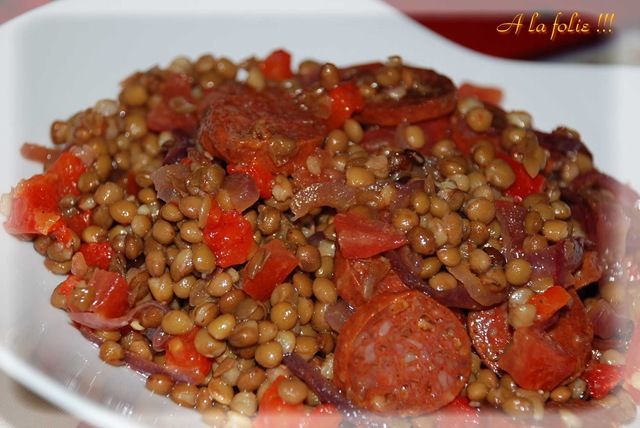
467 303 511 373
197 82 326 174
333 290 471 415
340 64 456 126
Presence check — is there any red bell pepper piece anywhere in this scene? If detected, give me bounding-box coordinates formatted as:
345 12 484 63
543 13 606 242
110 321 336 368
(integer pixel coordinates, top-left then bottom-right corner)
255 376 305 428
165 328 212 385
242 239 298 301
497 152 545 200
334 212 407 259
227 158 274 199
79 242 115 270
89 269 130 318
260 49 294 82
327 82 364 130
203 201 254 268
146 73 198 133
528 286 571 323
584 362 624 399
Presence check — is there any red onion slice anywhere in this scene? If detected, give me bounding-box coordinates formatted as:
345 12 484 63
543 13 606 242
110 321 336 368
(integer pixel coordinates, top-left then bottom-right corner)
151 164 190 202
325 300 354 333
222 173 259 212
448 262 508 307
68 301 169 330
386 247 485 309
291 181 358 219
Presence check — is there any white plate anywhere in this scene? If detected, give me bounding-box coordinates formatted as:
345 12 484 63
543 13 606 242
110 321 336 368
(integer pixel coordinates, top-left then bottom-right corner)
0 1 639 427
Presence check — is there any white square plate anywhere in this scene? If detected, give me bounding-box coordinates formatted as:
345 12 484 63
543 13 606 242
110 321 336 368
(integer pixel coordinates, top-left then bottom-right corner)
0 1 639 427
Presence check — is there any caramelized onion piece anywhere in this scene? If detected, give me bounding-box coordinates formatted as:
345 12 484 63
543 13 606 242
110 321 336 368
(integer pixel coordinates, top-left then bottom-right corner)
386 247 484 309
290 181 358 219
222 173 259 212
151 164 190 202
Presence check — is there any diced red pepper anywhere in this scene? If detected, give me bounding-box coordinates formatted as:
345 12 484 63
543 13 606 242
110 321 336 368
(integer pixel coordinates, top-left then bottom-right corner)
327 82 364 130
260 49 294 82
242 239 298 301
434 396 481 428
4 152 85 235
497 152 545 200
79 242 115 270
227 158 274 199
47 152 86 197
58 275 81 297
458 83 503 105
165 328 212 385
584 363 624 399
203 201 254 268
255 376 305 428
65 210 93 236
334 212 407 259
529 286 571 323
89 269 130 318
49 220 76 248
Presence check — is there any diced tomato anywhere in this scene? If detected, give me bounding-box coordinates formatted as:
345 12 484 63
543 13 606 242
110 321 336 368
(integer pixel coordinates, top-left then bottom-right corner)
4 152 85 235
574 251 603 289
47 152 86 197
203 201 254 268
497 327 575 391
242 239 298 301
260 49 294 82
529 286 571 323
65 210 92 236
584 363 623 399
497 152 545 200
79 242 115 270
434 395 481 428
458 83 503 105
255 376 305 428
334 212 407 259
165 328 212 385
227 158 274 199
58 275 81 296
49 220 76 247
89 269 130 318
327 82 364 130
303 404 341 428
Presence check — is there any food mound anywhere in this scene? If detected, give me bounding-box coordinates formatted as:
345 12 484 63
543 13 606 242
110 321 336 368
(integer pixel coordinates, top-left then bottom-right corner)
3 49 640 427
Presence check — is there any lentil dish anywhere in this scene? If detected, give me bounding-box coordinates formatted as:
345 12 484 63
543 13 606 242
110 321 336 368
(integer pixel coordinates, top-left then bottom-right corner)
2 49 640 427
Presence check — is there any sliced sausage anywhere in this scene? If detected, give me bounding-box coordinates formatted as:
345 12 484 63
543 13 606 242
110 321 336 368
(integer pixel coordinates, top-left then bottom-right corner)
333 290 471 415
468 303 511 373
198 82 326 174
340 64 456 126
